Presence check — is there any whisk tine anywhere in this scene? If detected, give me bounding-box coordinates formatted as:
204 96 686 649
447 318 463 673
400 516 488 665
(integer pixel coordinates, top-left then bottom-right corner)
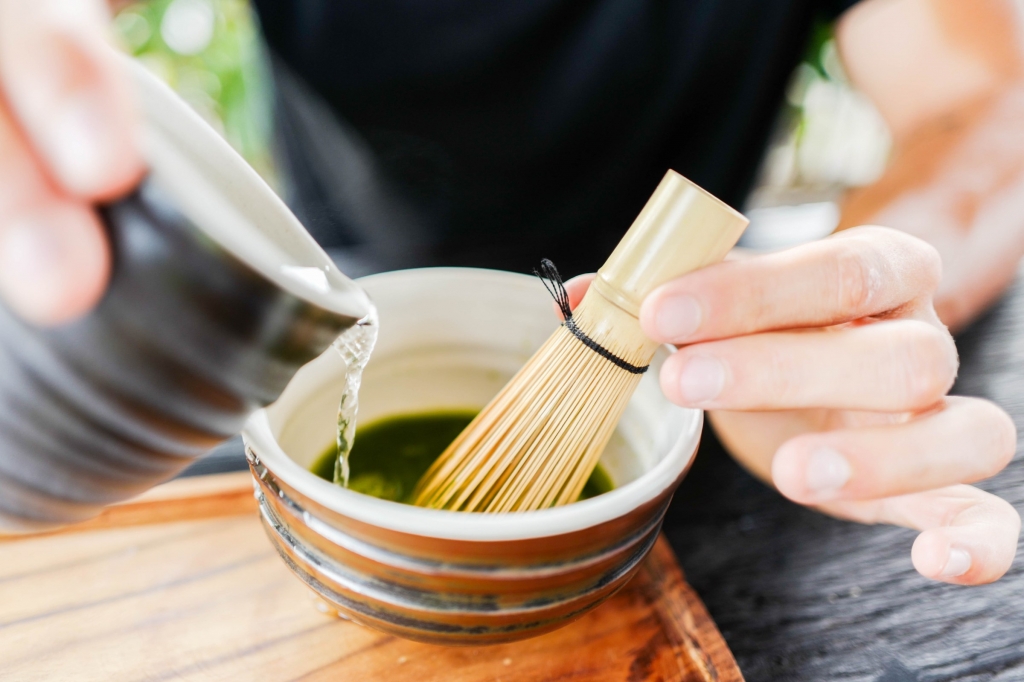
521 355 610 508
486 335 609 512
542 372 627 508
449 345 570 509
411 171 748 513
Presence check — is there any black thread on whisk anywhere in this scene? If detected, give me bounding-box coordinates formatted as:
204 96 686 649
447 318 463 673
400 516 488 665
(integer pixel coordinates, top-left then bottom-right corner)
534 259 649 375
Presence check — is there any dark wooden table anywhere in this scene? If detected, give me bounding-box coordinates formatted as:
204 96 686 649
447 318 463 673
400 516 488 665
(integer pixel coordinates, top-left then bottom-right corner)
186 268 1024 681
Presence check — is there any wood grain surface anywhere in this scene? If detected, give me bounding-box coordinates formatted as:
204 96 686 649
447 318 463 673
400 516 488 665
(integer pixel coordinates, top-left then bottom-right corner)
0 472 743 682
665 270 1024 682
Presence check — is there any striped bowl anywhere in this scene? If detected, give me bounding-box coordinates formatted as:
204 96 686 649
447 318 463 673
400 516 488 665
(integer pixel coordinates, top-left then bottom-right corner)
241 268 702 644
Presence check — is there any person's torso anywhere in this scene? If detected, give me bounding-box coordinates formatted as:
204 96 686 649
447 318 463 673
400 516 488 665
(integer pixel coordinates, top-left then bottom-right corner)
255 0 850 274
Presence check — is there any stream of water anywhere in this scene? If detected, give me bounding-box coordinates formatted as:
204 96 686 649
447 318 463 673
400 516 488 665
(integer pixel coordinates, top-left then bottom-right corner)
332 305 379 487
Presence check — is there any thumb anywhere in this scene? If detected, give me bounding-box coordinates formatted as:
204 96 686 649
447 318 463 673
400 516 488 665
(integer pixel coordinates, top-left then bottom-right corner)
559 273 595 317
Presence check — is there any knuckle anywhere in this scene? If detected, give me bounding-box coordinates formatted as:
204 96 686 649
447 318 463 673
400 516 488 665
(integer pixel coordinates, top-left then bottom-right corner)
830 244 879 314
835 227 943 302
1004 499 1022 535
971 400 1018 472
747 275 775 332
764 344 800 404
892 323 958 407
982 495 1021 534
915 240 943 293
996 412 1019 468
948 488 1013 526
883 227 943 293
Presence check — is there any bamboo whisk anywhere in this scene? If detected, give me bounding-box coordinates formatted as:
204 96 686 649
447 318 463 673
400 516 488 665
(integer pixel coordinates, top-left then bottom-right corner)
412 170 749 512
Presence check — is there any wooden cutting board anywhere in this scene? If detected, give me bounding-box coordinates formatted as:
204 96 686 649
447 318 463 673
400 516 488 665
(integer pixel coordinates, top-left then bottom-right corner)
0 472 743 682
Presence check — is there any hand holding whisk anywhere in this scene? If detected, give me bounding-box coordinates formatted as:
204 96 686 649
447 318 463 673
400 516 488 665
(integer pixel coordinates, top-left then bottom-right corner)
412 170 749 512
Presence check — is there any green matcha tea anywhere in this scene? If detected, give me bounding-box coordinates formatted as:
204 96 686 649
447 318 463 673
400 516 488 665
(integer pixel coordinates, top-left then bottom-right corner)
311 410 615 505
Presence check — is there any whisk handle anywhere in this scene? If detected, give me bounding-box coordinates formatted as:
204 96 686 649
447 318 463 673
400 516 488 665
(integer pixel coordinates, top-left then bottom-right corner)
594 170 749 317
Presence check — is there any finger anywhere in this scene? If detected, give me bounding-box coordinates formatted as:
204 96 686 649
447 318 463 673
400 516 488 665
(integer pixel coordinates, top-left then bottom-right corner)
820 485 1020 585
561 273 595 317
660 318 958 411
639 226 943 344
0 0 142 199
771 397 1016 504
0 88 109 325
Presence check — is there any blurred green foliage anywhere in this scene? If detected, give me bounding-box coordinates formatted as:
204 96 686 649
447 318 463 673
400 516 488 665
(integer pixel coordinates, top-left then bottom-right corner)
113 0 277 186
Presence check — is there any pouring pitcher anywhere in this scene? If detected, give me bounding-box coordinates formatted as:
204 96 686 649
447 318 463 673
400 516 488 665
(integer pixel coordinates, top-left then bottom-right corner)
0 57 370 531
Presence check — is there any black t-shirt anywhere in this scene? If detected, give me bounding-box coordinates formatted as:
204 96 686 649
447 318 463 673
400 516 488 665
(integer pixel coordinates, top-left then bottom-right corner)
254 0 857 276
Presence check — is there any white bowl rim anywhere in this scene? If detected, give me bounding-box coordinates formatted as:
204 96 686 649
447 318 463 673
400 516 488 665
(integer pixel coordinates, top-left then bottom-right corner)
242 267 703 542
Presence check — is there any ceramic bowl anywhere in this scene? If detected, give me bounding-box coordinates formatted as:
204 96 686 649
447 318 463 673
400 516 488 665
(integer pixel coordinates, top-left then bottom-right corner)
0 58 369 532
243 268 701 644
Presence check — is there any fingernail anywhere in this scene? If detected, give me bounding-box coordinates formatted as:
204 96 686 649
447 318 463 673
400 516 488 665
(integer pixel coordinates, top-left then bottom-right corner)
678 355 725 404
45 92 115 194
0 216 67 317
655 295 702 340
940 548 972 578
805 447 851 496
